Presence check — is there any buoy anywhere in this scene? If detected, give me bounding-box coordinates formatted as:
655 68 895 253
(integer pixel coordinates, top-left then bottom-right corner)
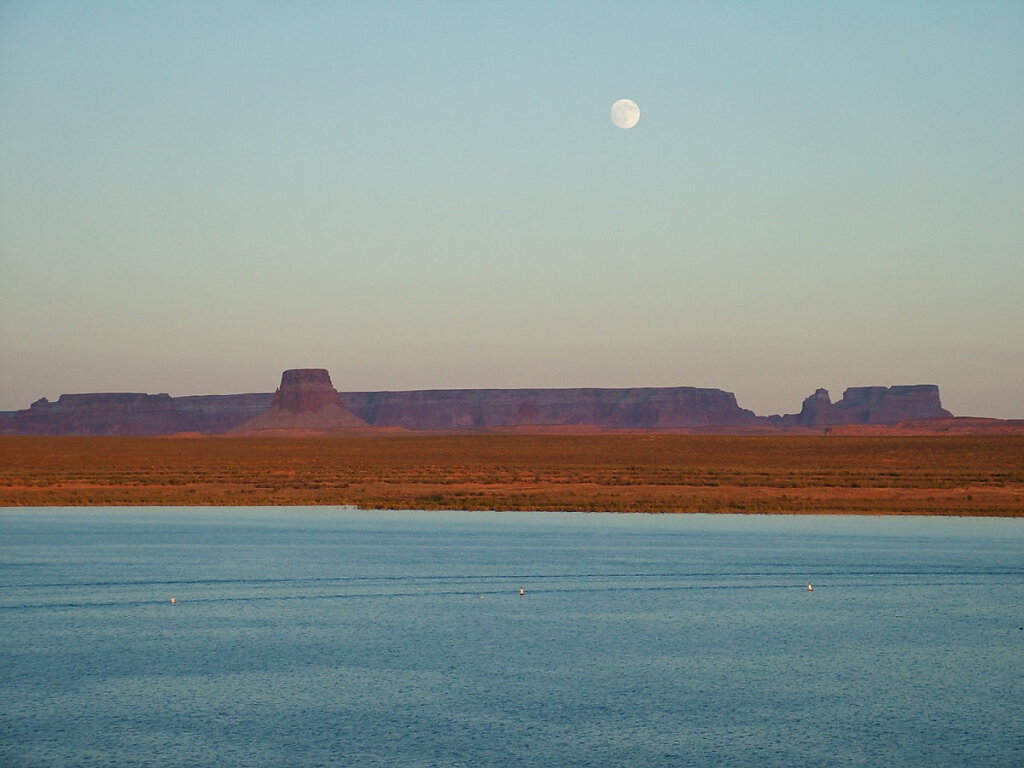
519 587 525 596
807 584 813 592
169 597 176 605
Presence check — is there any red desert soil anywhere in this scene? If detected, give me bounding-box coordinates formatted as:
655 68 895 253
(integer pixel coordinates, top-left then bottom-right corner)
1 434 1021 515
823 418 1024 436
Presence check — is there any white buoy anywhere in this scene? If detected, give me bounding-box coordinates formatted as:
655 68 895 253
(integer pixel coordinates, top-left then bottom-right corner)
169 596 177 605
807 584 813 592
519 587 525 596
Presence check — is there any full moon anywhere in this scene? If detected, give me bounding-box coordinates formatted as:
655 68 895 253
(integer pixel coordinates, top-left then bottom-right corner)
610 98 640 129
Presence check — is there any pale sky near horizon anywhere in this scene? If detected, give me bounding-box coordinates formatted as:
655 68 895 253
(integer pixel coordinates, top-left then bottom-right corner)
1 1 1022 418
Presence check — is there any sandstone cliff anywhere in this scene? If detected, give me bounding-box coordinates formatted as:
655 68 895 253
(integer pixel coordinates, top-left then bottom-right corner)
3 370 964 435
341 387 760 430
230 369 367 434
8 393 184 435
174 393 273 433
772 385 952 427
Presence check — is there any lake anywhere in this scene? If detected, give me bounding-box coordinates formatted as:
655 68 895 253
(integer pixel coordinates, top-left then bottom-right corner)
1 508 1021 767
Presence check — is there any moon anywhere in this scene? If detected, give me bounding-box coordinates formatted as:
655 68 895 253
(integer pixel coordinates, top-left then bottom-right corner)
610 98 640 129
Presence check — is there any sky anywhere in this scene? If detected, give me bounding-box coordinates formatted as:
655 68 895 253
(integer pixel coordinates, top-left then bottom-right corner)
1 1 1022 418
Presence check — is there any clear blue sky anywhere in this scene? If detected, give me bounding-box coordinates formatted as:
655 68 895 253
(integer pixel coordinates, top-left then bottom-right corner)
2 1 1022 417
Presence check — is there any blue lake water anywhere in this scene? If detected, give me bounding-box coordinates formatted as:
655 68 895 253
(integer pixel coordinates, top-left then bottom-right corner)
1 508 1021 767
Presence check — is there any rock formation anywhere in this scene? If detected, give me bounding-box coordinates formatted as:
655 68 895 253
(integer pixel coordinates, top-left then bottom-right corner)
230 369 367 433
173 393 274 434
790 388 835 426
837 385 952 423
7 393 184 435
772 385 952 427
1 369 964 435
341 386 760 430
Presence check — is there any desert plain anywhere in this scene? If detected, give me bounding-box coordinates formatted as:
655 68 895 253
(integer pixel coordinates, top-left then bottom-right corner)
1 433 1022 516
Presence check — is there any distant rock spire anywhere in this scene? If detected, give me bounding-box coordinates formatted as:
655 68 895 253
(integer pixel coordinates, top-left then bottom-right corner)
230 369 367 433
273 369 344 413
796 388 834 426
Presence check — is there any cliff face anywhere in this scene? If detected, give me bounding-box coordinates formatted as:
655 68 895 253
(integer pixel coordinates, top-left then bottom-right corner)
230 369 367 433
836 385 952 423
773 385 952 427
792 388 835 426
272 369 344 413
9 393 184 435
0 412 17 433
341 387 760 430
174 393 273 434
2 371 957 435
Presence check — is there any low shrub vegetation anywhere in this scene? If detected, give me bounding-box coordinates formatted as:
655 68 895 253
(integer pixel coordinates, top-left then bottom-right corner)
0 434 1021 515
